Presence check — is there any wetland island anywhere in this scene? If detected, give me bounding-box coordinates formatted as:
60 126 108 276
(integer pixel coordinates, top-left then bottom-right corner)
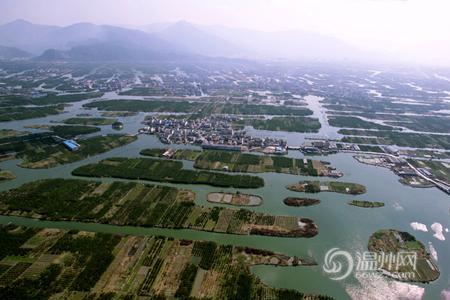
0 33 449 299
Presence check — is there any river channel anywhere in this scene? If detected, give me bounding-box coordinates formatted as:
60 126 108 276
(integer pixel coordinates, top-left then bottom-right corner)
0 96 449 299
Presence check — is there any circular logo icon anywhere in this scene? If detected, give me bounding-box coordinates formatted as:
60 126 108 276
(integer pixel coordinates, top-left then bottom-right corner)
323 248 354 281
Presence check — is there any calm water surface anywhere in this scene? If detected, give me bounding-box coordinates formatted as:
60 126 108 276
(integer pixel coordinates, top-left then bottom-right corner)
0 97 449 299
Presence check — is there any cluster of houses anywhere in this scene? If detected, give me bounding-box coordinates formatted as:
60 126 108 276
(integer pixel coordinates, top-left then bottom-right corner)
141 115 287 152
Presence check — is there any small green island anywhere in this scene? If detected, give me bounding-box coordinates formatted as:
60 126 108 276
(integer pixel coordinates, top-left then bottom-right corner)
0 225 329 299
348 200 385 208
72 157 265 188
0 179 318 238
286 181 366 195
368 229 440 283
283 197 321 207
207 192 263 206
112 121 124 129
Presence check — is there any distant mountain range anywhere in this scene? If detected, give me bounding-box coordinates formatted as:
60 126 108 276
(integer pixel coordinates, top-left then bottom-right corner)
154 21 244 57
145 21 360 62
0 19 364 62
0 45 31 59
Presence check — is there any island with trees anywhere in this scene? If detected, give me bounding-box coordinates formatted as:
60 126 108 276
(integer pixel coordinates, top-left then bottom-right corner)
72 157 265 188
368 229 440 283
348 200 384 208
283 197 321 207
0 179 318 238
140 148 341 177
286 181 366 195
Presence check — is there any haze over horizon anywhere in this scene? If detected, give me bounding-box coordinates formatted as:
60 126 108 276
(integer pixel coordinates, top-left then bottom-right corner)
0 0 449 67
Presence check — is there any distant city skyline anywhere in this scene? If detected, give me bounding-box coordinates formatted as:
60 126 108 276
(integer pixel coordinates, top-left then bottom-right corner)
1 0 450 66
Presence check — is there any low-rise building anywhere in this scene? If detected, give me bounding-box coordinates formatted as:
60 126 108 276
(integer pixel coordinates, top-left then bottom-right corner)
62 140 80 151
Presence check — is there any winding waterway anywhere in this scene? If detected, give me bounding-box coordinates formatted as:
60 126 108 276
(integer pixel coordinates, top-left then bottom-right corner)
0 97 449 299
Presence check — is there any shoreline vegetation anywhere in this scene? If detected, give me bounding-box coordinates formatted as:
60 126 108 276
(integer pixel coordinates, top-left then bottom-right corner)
207 192 263 206
0 179 318 238
140 148 340 177
283 197 321 207
348 200 384 208
0 224 331 299
368 229 440 283
286 181 366 195
72 157 265 188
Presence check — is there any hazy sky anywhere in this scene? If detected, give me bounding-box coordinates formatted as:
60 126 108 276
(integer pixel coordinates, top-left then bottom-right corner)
1 0 449 66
